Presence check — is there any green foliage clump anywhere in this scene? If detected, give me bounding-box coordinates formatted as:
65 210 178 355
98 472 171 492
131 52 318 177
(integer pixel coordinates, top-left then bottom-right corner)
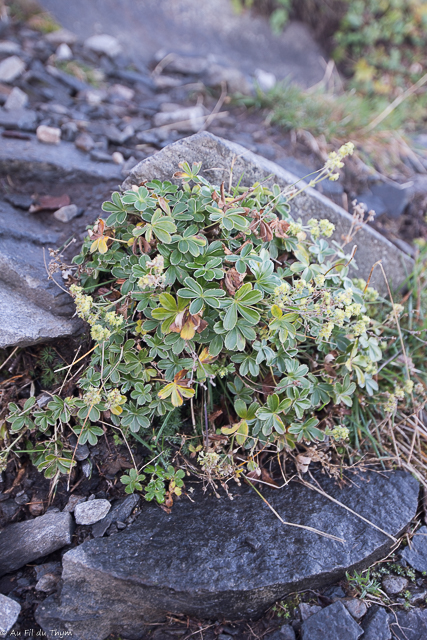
2 148 427 500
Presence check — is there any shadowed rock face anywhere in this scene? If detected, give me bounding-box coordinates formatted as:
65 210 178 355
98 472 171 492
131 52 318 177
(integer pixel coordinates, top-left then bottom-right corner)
122 132 413 294
36 470 418 640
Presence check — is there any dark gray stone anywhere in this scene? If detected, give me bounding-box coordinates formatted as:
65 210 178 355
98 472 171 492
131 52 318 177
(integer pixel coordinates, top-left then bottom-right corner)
0 107 37 131
0 136 122 182
0 282 80 348
361 605 391 640
402 526 427 573
91 494 140 538
391 608 427 640
323 585 345 601
0 593 21 635
36 470 418 639
0 511 74 577
265 627 296 640
122 132 412 293
301 601 363 640
298 603 322 621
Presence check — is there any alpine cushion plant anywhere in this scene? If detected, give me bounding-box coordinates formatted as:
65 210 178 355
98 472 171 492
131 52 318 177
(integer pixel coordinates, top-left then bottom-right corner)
3 145 427 499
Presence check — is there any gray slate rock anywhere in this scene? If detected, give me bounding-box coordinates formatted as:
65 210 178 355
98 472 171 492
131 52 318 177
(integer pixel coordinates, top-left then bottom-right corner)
361 605 391 640
36 470 418 639
53 204 80 223
122 132 412 293
0 107 37 131
402 526 427 573
265 627 296 640
0 511 74 577
0 593 21 635
301 601 363 640
0 55 25 82
359 181 411 219
391 608 427 640
0 282 81 348
74 499 111 525
4 86 28 111
0 136 122 182
91 494 139 538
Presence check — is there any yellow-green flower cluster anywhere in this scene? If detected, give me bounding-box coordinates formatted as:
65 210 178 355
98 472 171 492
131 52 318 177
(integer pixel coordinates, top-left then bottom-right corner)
273 282 291 308
69 284 93 321
91 324 111 342
105 311 124 328
327 425 350 440
105 388 126 414
352 278 379 302
83 386 102 407
353 315 371 336
325 142 355 180
288 221 303 236
384 393 397 414
309 218 335 239
404 379 414 394
319 322 334 340
345 303 362 318
335 289 353 306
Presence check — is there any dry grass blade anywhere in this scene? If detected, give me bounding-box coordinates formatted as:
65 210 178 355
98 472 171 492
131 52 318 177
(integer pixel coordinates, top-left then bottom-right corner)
244 476 345 543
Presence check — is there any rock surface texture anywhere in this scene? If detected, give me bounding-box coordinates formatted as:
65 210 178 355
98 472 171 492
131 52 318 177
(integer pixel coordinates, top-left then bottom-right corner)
0 511 74 577
123 132 412 293
300 601 363 639
0 593 21 634
402 526 427 572
36 470 418 639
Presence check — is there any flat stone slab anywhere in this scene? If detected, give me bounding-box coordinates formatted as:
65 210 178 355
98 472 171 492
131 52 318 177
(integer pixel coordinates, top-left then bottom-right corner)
0 593 21 635
0 282 81 348
123 132 412 293
0 511 74 577
0 136 123 183
36 470 418 639
402 526 427 572
301 601 363 640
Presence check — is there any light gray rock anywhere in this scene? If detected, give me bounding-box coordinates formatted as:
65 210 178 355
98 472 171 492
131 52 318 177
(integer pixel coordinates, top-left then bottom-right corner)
298 603 322 621
301 601 363 640
402 526 427 573
254 68 276 92
123 132 413 293
361 605 391 640
53 204 79 223
0 593 21 635
36 470 418 639
0 55 25 82
382 574 408 595
84 34 122 57
62 495 87 513
37 125 62 145
0 282 81 348
4 86 28 111
0 511 74 577
91 494 140 538
163 54 208 75
45 29 78 45
344 598 367 620
74 499 111 525
153 106 205 132
55 43 73 61
35 572 59 592
0 41 21 55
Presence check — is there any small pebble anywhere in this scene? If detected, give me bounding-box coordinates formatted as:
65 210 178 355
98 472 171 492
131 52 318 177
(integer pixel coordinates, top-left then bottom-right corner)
62 495 86 513
0 55 25 83
112 151 124 164
35 572 58 592
36 125 61 145
382 574 408 595
74 499 111 525
53 204 79 223
344 598 367 620
55 43 73 61
75 132 95 152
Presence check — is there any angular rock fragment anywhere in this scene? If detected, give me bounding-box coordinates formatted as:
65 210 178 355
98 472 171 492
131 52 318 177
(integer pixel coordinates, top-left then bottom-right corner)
361 605 391 640
84 34 122 57
74 499 111 525
402 526 427 572
0 55 25 82
301 601 363 640
91 495 139 538
123 132 412 293
36 470 418 639
0 511 74 577
391 608 427 640
0 593 21 635
53 204 79 223
37 125 62 144
4 86 28 111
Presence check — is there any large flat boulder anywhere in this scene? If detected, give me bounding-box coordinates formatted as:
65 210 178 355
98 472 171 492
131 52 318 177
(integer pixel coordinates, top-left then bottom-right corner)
123 132 412 293
36 470 418 640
